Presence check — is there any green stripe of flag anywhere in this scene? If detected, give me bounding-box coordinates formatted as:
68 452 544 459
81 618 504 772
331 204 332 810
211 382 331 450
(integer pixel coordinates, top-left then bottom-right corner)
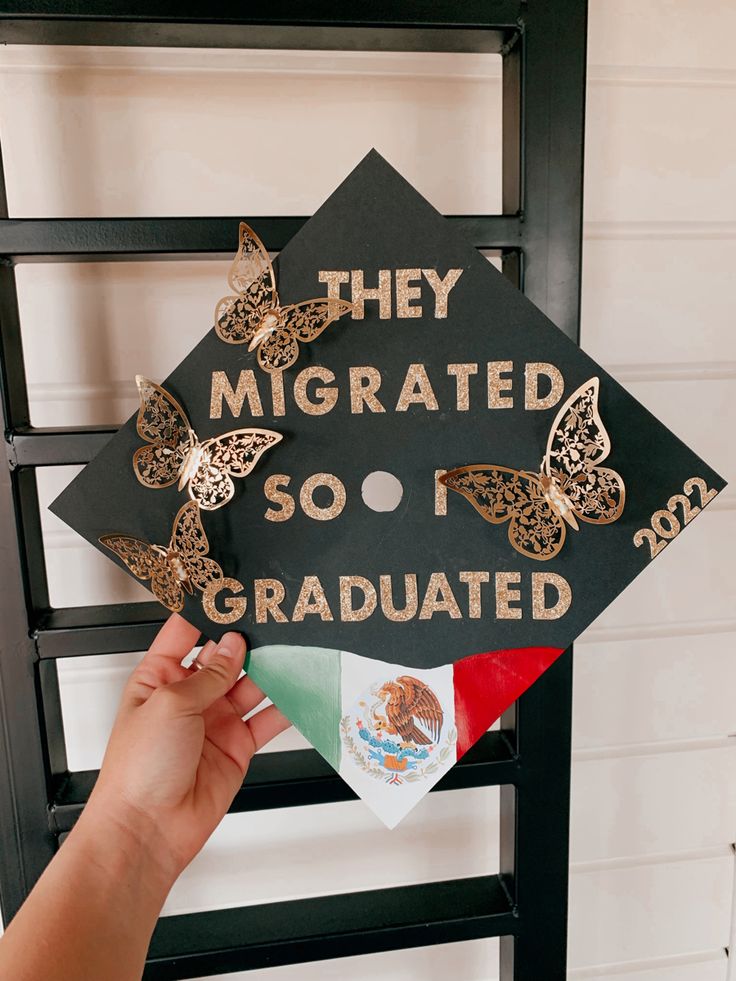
246 645 342 770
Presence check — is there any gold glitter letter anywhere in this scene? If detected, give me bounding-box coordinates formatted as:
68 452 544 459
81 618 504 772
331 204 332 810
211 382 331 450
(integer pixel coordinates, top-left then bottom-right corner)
263 474 295 522
210 369 263 419
418 572 462 620
395 364 439 412
488 361 514 409
202 577 247 625
379 574 419 622
254 578 288 623
300 473 346 521
495 572 522 619
317 270 350 301
525 363 564 411
422 268 463 318
459 571 490 619
349 366 386 414
270 371 286 417
350 269 391 320
435 469 448 516
447 363 478 411
339 576 378 622
532 572 572 620
395 268 423 318
293 366 338 415
292 575 334 622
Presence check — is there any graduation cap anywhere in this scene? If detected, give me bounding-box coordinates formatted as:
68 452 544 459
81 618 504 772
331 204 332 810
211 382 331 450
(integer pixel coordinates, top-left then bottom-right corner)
51 150 726 828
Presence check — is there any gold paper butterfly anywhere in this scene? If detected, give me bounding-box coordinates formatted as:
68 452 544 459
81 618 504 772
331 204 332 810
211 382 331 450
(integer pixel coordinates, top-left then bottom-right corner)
439 377 625 561
134 375 281 511
100 501 223 615
213 221 353 372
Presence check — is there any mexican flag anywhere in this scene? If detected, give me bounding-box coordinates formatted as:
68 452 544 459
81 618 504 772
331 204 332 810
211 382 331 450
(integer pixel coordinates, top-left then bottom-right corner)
246 644 564 828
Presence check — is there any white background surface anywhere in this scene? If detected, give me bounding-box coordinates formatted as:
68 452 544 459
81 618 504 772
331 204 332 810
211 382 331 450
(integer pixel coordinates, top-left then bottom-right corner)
0 1 734 977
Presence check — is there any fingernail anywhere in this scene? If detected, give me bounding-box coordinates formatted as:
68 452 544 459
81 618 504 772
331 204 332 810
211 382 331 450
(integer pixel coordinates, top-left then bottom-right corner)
193 639 217 667
216 633 245 660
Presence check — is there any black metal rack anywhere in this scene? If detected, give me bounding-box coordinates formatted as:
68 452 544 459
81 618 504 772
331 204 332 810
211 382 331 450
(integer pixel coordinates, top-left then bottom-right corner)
0 4 587 979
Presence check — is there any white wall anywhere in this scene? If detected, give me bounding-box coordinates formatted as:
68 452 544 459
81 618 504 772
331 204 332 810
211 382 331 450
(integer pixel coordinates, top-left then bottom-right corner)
0 2 734 977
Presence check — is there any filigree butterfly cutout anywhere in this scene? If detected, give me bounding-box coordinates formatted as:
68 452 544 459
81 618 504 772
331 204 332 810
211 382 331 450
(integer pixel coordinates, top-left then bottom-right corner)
100 501 223 616
439 377 626 561
213 221 353 372
134 375 282 511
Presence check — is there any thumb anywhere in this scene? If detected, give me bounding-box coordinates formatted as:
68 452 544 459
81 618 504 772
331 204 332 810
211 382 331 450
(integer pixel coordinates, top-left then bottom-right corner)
175 632 246 713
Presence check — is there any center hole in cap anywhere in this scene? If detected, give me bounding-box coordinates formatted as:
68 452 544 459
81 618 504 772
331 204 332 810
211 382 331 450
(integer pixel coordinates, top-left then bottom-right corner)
361 471 403 512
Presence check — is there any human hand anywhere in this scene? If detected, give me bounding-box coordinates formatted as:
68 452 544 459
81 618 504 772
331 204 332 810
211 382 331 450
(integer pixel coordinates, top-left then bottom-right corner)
83 614 290 889
0 615 289 981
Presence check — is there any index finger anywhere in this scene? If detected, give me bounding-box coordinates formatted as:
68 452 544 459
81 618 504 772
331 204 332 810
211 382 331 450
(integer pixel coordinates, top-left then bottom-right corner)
146 612 202 661
124 614 203 705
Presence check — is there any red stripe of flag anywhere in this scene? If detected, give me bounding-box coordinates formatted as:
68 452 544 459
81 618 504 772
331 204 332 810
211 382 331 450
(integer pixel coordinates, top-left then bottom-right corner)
453 646 565 758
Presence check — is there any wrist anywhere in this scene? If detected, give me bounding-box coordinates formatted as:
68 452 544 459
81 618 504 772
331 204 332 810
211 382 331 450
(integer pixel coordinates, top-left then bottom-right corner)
74 789 181 900
2 787 178 981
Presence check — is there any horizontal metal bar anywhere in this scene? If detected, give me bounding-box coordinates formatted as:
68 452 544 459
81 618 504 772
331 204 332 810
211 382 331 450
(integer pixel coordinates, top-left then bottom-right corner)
35 603 166 659
144 873 516 979
8 426 116 468
0 3 521 53
0 0 523 26
49 732 518 832
0 215 522 261
0 217 304 261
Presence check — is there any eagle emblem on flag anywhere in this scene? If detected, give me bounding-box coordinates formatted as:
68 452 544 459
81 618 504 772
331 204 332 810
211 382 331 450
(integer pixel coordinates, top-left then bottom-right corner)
341 676 456 786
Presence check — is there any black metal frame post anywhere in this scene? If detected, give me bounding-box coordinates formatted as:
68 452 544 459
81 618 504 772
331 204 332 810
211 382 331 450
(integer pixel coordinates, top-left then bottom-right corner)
0 5 587 979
